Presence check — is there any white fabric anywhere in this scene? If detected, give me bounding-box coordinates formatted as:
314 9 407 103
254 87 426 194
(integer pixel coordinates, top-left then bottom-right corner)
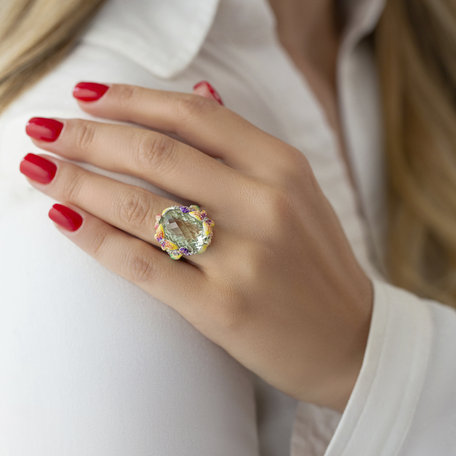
0 0 455 455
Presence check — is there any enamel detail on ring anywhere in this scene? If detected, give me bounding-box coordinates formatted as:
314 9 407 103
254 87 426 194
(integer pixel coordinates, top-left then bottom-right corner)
154 205 214 260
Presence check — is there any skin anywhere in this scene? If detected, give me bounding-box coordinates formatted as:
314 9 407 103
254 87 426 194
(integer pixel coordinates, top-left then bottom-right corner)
267 0 361 197
21 81 373 413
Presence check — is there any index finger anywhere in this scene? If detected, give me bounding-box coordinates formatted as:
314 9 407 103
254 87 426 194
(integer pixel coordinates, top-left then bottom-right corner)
72 82 284 173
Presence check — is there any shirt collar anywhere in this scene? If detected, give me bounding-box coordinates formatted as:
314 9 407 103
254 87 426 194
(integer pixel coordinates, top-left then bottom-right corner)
81 0 386 80
82 0 221 79
340 0 387 46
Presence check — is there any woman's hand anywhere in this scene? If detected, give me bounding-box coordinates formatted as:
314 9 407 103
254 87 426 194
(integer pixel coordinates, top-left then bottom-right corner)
20 81 373 413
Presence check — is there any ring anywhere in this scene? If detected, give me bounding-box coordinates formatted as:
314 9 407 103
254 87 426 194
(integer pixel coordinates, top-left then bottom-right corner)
154 204 215 260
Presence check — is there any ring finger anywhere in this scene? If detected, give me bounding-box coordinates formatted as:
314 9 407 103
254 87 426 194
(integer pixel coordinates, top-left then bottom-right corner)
19 153 225 267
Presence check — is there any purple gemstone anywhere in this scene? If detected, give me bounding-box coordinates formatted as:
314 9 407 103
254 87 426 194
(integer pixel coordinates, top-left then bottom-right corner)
180 206 190 213
179 247 189 255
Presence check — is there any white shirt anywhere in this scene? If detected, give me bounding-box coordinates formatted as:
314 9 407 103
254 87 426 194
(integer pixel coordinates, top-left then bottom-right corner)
0 0 455 455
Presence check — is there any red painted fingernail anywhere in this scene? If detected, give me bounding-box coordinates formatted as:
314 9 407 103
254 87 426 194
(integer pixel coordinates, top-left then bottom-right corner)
19 153 57 184
73 82 109 102
25 117 63 142
48 204 83 232
193 80 224 105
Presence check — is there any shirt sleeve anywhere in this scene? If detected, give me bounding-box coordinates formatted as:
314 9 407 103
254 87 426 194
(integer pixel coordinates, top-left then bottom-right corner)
317 278 456 455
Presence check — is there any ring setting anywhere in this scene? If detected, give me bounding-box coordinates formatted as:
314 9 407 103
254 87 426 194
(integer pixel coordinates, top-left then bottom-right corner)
154 205 215 260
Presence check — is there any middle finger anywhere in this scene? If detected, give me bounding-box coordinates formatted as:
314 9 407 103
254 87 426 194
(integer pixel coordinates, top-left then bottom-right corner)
25 117 248 208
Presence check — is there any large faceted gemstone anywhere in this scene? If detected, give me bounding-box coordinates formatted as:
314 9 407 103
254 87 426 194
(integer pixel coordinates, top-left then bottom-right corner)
159 207 211 255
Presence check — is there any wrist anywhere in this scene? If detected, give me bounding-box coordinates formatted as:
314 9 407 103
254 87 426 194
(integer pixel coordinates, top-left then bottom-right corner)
332 275 374 413
308 275 374 413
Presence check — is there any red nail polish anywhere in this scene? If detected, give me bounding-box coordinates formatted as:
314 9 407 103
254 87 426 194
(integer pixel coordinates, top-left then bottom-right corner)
73 82 109 102
193 81 224 105
48 204 83 232
19 153 57 184
25 117 63 142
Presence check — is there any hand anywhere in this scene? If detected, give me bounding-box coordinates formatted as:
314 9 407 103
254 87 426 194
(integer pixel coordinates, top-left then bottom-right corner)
20 80 373 412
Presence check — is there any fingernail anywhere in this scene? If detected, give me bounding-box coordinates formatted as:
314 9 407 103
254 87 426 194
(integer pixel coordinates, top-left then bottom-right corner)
19 153 57 184
73 82 109 102
25 117 63 142
193 81 224 105
48 203 83 232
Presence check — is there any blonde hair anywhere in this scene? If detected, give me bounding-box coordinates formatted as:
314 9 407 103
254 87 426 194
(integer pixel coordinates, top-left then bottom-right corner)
1 0 455 308
375 0 456 307
0 0 107 112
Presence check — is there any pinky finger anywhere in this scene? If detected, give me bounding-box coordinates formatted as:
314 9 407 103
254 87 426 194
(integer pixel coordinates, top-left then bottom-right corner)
48 203 206 318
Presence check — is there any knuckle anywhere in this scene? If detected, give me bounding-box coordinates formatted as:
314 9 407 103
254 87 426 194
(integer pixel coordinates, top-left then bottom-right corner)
266 188 291 213
133 133 176 174
90 227 110 259
116 190 153 228
280 148 313 184
123 249 155 283
176 93 219 123
61 170 86 202
254 185 285 213
74 120 96 151
288 148 311 172
114 84 138 109
256 186 294 235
